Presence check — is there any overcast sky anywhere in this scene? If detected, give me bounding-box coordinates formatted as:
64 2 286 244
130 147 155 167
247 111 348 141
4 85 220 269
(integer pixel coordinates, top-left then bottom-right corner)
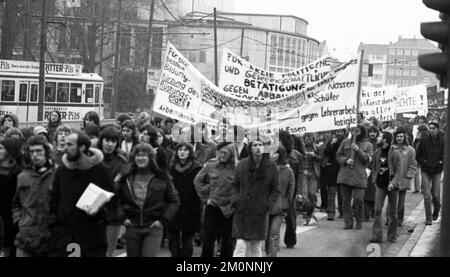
235 0 438 59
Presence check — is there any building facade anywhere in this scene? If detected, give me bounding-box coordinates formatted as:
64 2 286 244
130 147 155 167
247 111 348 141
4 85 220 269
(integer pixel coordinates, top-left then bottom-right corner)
359 38 439 88
386 38 438 88
358 44 388 88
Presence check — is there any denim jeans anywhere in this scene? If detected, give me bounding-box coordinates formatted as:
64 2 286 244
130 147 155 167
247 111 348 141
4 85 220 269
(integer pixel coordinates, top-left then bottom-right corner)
233 239 263 257
201 205 235 257
414 165 421 192
319 172 328 209
372 187 398 241
125 225 164 257
106 225 123 257
265 215 283 257
397 190 407 225
422 171 442 221
304 172 319 207
168 230 195 257
341 184 365 227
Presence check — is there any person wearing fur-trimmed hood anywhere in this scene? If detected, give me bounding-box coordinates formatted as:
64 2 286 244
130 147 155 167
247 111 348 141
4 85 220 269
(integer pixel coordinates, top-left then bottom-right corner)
49 131 114 257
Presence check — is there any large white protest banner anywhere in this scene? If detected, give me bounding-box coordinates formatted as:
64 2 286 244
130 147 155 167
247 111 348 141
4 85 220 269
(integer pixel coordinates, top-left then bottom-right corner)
395 85 428 116
153 42 361 134
360 86 397 122
219 48 332 101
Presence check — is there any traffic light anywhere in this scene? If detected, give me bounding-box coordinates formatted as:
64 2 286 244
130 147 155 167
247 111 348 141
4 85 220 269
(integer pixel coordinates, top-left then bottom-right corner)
419 0 450 88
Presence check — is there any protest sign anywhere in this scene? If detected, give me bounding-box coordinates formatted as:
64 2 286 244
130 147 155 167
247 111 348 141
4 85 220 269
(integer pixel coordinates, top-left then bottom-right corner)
219 48 332 101
395 85 428 116
153 42 361 134
360 86 397 122
428 90 445 110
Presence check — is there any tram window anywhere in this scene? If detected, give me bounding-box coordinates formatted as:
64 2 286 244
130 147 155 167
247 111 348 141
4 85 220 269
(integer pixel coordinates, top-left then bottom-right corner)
95 86 100 103
57 82 69 102
70 83 82 103
19 84 28 102
86 84 94 104
30 84 38 102
45 82 56 102
1 80 15 101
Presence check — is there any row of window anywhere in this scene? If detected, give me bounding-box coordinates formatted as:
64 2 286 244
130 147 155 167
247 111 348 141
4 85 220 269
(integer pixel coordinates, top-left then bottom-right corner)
1 80 100 104
388 59 418 66
269 34 318 69
387 79 419 87
389 49 419 56
388 69 418 77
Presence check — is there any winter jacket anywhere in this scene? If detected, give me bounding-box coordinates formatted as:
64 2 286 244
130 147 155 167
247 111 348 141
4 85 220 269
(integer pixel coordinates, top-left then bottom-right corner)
322 138 344 186
50 148 114 256
390 144 417 191
287 150 305 196
103 153 130 225
12 167 55 255
270 164 295 216
416 132 445 175
0 162 20 249
194 143 237 218
117 173 180 227
336 138 373 188
303 144 322 179
372 147 402 190
168 161 203 233
231 156 281 241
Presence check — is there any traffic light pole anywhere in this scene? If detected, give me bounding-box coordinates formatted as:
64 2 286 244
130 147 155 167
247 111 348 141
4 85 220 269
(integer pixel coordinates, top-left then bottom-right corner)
38 0 47 122
440 43 450 257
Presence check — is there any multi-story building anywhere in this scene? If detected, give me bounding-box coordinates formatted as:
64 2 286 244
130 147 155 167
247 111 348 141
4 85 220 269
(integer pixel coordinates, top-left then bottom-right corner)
358 38 439 88
358 43 388 88
165 11 320 82
386 37 438 87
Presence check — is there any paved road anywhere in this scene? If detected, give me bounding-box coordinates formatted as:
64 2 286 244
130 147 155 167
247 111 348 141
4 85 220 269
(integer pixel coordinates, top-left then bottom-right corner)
114 191 425 257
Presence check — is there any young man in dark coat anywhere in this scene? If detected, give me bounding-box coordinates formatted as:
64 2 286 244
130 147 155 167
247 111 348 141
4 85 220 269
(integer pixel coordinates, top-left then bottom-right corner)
12 136 55 257
416 121 445 225
50 131 114 257
231 139 280 257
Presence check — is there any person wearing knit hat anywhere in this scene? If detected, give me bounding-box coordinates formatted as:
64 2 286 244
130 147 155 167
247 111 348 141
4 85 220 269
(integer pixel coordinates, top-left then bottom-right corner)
33 126 51 144
0 138 23 257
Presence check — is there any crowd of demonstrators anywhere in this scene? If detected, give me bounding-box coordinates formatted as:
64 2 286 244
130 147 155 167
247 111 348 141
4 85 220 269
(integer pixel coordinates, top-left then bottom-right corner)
0 107 447 257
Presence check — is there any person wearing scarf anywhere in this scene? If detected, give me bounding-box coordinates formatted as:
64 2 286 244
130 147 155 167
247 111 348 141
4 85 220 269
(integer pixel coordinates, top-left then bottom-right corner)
167 142 203 257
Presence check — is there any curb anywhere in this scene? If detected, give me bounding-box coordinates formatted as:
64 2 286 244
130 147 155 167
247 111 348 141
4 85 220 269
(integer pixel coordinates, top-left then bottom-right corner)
396 200 425 257
410 217 441 257
396 199 441 257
